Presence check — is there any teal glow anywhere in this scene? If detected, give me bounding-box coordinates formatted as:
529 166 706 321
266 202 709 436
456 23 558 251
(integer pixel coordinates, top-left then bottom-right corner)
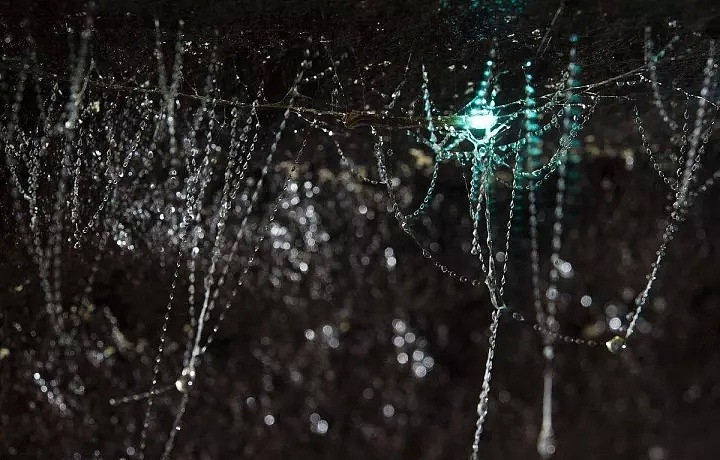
466 109 498 131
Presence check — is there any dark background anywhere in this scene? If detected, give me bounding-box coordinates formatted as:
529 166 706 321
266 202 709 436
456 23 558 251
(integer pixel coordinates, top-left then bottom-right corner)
2 1 720 459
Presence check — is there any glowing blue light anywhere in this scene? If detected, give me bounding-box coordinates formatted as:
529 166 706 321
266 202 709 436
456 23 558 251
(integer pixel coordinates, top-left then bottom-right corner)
466 109 498 131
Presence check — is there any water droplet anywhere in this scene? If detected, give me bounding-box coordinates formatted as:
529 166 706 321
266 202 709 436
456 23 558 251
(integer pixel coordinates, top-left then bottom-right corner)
605 335 626 354
537 427 556 458
174 367 196 393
